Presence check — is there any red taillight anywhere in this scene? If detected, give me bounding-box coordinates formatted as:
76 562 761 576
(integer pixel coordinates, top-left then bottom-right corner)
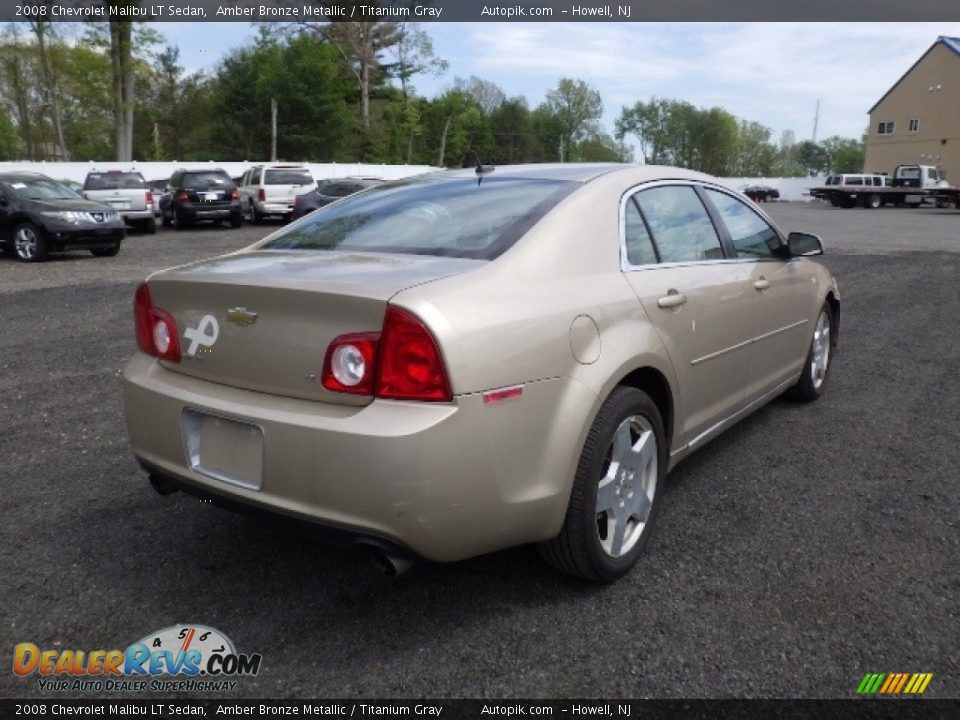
231 189 239 201
176 190 189 203
320 307 452 402
293 195 300 206
321 333 380 395
257 188 266 201
134 283 181 363
377 307 452 401
146 190 154 204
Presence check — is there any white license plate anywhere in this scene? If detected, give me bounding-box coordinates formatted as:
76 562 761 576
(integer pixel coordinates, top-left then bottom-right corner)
204 192 219 201
109 201 130 209
182 410 263 490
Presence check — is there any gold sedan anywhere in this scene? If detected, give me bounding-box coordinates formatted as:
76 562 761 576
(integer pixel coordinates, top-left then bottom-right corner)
123 164 838 582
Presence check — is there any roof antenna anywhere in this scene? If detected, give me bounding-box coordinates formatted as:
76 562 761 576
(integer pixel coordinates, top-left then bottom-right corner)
462 150 495 184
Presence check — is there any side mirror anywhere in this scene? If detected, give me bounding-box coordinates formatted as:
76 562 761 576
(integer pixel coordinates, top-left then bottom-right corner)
787 231 824 257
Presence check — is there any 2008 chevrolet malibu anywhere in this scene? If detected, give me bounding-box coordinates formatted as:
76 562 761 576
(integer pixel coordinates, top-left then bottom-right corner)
123 164 839 582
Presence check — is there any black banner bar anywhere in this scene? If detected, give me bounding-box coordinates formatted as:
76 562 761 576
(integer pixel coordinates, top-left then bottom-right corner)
1 0 960 23
3 700 960 719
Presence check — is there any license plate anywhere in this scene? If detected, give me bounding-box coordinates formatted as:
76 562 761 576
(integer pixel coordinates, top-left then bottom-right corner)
182 410 263 490
204 192 219 201
109 200 130 209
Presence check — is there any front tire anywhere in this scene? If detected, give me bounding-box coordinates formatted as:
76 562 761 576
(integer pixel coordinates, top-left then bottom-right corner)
789 303 834 401
13 221 48 262
539 387 666 583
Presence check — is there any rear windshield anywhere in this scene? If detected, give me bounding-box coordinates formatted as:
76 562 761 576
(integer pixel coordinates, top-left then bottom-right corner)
84 172 146 190
182 172 232 190
260 176 576 260
898 167 920 179
264 168 313 185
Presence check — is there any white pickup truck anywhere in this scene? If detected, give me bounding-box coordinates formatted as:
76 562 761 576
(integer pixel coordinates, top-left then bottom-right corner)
238 164 316 224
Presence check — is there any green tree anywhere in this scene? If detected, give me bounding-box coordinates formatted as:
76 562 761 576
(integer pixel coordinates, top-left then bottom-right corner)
545 78 602 162
793 140 830 176
0 113 21 159
821 136 865 173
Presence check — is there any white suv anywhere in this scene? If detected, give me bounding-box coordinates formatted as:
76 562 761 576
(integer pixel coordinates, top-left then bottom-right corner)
238 164 315 224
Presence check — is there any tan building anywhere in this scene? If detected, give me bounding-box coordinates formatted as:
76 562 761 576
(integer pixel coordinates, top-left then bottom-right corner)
865 36 960 183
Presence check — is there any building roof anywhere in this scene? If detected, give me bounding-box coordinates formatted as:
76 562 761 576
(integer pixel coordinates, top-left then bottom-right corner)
869 36 960 113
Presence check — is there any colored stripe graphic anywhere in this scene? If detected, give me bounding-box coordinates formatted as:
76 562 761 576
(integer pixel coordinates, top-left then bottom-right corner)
857 672 932 694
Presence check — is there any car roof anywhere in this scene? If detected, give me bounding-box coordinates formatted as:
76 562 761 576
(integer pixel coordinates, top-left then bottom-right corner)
434 163 716 185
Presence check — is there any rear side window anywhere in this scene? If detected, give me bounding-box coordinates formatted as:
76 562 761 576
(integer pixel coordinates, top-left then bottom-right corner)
262 176 575 260
84 172 146 190
183 172 231 190
705 189 781 259
633 185 724 263
623 199 658 266
264 168 313 185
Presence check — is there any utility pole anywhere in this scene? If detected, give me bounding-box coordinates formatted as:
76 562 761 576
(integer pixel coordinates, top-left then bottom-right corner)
270 98 277 162
812 99 820 144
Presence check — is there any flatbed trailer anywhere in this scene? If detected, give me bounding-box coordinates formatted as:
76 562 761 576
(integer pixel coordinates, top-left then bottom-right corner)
808 185 943 209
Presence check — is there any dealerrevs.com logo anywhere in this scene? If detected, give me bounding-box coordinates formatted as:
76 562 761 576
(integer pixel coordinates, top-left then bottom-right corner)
13 624 262 692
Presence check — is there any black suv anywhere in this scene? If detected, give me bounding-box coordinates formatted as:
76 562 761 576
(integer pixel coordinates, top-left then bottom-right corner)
0 172 126 262
159 169 242 229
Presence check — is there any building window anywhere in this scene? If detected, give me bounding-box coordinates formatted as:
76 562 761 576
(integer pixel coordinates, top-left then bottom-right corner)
878 121 895 135
908 118 920 133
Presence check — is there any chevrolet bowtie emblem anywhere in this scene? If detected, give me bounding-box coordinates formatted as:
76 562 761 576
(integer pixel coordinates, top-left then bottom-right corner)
226 307 258 326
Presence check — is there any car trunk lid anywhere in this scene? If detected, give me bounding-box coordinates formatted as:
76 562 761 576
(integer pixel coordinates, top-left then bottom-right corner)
146 250 483 404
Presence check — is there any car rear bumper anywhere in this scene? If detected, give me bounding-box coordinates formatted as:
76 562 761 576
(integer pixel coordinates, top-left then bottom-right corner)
122 353 591 562
180 205 240 222
258 202 294 215
120 209 154 223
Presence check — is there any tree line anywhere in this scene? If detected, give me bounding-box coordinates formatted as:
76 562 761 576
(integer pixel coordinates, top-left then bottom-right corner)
0 18 864 177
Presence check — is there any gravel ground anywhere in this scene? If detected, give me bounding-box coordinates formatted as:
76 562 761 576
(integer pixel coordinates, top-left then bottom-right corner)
1 205 958 699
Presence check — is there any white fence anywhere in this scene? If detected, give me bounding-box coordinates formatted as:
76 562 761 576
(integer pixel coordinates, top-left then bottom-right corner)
0 161 823 201
0 161 438 184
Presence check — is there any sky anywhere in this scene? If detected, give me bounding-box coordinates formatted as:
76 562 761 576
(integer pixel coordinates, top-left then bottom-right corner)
157 21 960 150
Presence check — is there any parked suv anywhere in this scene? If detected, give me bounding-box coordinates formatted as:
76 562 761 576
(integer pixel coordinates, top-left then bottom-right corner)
82 170 156 233
0 172 126 262
239 164 315 224
159 169 242 230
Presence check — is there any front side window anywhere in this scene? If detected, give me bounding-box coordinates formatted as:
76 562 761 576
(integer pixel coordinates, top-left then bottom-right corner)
632 185 723 263
261 176 575 260
705 189 781 259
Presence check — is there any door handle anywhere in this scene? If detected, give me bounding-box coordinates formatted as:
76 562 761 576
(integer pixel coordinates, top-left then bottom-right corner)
657 291 687 308
753 278 770 291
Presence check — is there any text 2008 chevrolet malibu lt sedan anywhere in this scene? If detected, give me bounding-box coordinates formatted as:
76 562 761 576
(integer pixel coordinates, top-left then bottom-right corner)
123 164 838 582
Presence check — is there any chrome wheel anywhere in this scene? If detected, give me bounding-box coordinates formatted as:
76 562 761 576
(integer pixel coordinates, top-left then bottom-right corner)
595 415 658 558
14 226 38 260
810 310 831 390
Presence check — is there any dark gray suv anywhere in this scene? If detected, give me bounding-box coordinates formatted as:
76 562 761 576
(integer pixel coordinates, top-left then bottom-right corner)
159 169 242 230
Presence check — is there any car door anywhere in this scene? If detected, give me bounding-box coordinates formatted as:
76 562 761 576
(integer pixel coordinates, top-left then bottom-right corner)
702 187 812 400
621 182 754 446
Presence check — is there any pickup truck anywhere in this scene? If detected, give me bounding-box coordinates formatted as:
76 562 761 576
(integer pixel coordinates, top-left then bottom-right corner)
238 164 316 224
82 170 156 233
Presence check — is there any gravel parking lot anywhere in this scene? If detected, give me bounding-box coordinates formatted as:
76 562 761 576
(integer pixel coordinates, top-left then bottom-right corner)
1 204 958 699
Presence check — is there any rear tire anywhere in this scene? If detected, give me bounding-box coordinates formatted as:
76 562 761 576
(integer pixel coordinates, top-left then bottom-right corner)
539 387 666 583
864 194 881 209
250 203 263 225
143 217 157 234
229 212 242 228
13 221 48 262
